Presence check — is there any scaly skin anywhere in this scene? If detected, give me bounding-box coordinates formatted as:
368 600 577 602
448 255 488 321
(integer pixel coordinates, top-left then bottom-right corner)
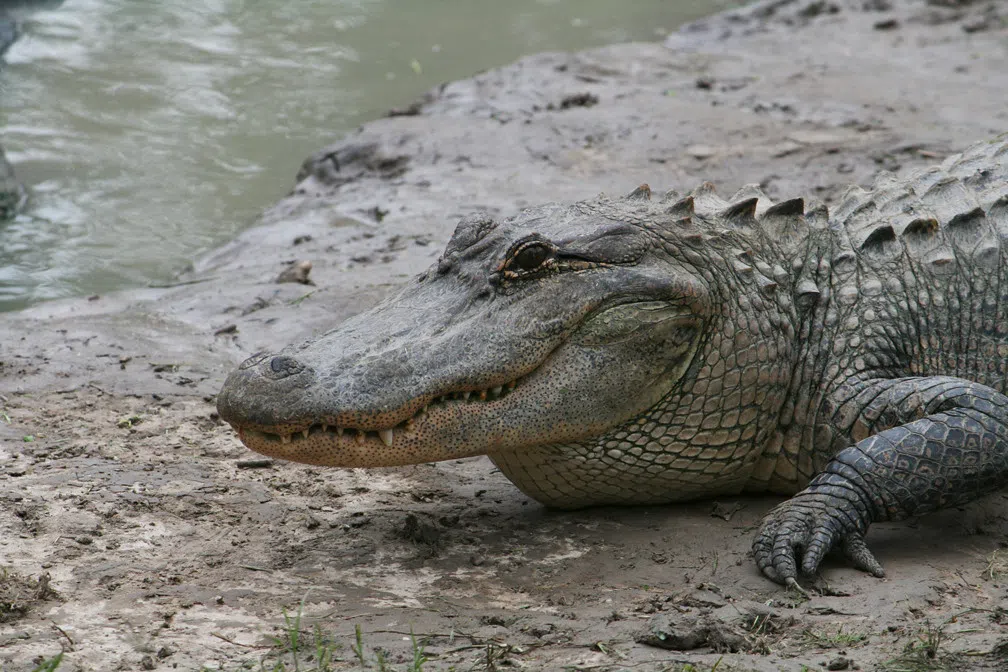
217 135 1008 588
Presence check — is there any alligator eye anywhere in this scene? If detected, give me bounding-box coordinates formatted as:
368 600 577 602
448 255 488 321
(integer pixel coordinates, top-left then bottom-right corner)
510 241 553 272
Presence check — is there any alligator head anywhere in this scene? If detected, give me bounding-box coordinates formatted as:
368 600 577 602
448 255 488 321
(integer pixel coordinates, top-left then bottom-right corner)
217 184 802 506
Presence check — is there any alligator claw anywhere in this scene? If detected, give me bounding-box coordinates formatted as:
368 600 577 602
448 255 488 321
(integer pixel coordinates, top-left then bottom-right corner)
840 535 885 578
752 492 883 587
785 576 809 598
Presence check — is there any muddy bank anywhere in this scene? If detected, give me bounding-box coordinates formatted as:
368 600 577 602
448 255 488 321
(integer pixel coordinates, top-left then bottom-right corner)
2 1 1008 670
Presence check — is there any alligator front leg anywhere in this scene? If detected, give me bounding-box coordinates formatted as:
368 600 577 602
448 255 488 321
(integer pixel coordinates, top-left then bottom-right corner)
753 376 1008 589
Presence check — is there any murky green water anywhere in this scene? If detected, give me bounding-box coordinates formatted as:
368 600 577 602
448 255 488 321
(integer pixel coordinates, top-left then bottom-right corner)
0 0 727 311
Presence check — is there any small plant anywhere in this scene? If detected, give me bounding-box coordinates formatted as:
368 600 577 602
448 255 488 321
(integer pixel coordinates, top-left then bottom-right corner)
983 549 1008 581
881 617 957 672
278 604 304 671
32 653 63 672
348 624 428 671
352 623 367 667
374 647 389 672
673 659 723 672
254 594 339 672
802 626 867 649
116 414 143 429
408 628 428 672
918 619 946 659
312 625 334 671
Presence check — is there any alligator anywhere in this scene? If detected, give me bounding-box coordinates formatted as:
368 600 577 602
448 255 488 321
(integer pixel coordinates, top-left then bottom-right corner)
218 135 1008 590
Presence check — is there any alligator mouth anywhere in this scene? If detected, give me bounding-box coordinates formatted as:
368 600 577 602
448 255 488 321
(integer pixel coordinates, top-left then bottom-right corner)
230 378 521 452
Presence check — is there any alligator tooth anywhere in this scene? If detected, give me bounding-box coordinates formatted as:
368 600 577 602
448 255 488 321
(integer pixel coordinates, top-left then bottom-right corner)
492 386 502 397
405 418 416 432
356 430 366 444
336 427 344 436
302 429 310 439
507 381 516 391
479 389 487 401
462 391 471 401
280 434 291 444
321 424 328 432
379 429 394 447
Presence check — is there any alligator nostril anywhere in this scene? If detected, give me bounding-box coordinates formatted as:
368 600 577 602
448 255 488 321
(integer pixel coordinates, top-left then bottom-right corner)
238 351 271 370
269 355 304 377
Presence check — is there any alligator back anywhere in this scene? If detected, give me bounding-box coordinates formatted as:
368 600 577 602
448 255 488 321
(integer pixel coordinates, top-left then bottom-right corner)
819 136 1008 395
755 135 1008 493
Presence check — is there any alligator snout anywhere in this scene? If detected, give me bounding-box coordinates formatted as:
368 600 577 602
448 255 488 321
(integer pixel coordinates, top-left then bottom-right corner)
217 350 316 430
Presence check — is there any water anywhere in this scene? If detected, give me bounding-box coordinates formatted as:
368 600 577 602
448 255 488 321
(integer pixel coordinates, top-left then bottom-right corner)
0 0 727 311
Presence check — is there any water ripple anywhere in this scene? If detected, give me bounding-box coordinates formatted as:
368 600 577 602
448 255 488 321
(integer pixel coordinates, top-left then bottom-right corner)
0 0 722 310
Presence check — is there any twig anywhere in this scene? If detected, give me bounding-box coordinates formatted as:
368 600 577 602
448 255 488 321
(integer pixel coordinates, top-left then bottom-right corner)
211 632 271 649
148 276 218 289
236 459 274 469
50 621 75 649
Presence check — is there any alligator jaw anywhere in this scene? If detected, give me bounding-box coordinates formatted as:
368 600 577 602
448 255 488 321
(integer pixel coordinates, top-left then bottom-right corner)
226 379 523 466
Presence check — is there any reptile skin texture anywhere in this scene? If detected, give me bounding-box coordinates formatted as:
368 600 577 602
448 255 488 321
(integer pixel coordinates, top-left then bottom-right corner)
219 135 1008 586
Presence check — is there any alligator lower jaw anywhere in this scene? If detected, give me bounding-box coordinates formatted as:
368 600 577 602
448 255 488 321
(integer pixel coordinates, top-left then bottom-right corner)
227 379 522 467
234 426 433 467
231 420 467 468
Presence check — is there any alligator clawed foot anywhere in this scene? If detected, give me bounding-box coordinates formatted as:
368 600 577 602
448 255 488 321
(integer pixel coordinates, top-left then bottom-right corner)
752 491 883 588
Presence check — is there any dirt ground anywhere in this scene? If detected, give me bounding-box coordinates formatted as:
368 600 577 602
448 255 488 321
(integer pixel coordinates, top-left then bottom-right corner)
3 1 1008 670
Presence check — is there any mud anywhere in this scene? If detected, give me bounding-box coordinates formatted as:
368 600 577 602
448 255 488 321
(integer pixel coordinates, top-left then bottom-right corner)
3 0 1008 670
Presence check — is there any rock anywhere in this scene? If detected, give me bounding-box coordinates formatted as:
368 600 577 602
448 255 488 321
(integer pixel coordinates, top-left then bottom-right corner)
636 612 747 653
274 260 314 285
1 1 69 58
636 613 714 650
400 513 442 547
0 15 18 56
0 4 68 220
636 600 795 653
0 145 25 220
686 144 717 160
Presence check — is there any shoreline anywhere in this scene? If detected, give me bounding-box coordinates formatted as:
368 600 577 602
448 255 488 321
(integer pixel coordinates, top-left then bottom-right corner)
2 1 1007 669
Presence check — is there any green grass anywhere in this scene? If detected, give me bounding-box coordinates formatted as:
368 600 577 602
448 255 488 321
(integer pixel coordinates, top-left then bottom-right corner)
245 597 343 672
665 659 724 672
350 623 428 672
881 619 955 672
31 653 64 672
802 626 868 649
983 549 1008 581
199 596 432 672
